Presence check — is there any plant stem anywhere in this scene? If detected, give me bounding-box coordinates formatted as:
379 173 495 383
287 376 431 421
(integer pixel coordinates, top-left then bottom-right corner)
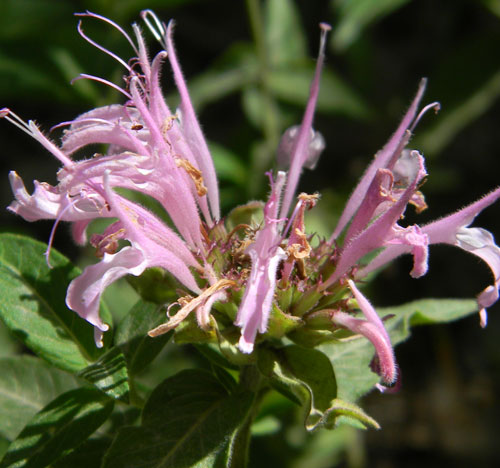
227 365 268 467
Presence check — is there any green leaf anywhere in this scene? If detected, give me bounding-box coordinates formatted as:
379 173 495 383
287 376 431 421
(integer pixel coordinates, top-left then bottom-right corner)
320 398 380 430
49 47 100 104
0 436 9 462
265 304 303 339
268 66 369 118
0 356 80 440
0 388 113 468
331 0 411 51
258 345 339 430
194 343 240 372
320 298 478 402
166 44 257 112
264 0 307 66
126 268 177 305
115 300 172 375
103 369 254 468
53 439 111 468
208 141 248 187
0 233 110 372
78 347 130 402
225 201 264 232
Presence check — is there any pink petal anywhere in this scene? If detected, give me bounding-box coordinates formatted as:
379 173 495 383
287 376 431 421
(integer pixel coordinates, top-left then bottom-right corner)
66 246 148 347
279 24 330 219
166 21 220 221
235 172 287 353
331 79 427 240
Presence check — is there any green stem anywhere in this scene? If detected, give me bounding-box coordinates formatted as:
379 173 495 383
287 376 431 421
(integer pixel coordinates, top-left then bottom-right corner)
227 365 268 467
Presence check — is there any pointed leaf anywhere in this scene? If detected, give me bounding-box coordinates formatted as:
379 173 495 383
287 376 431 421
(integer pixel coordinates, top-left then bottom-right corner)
78 347 130 402
0 388 113 468
320 298 478 402
0 356 80 440
103 369 254 468
115 300 172 375
0 233 109 372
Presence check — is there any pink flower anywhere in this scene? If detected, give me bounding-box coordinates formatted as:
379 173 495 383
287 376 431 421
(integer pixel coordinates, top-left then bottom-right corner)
4 11 217 347
3 10 499 393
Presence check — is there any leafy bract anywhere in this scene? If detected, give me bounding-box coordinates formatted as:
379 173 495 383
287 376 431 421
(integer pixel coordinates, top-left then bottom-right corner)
258 345 378 430
0 233 109 372
103 369 253 468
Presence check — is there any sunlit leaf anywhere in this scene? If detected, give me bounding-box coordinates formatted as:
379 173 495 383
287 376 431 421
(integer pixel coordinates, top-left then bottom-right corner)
0 234 109 373
78 347 130 402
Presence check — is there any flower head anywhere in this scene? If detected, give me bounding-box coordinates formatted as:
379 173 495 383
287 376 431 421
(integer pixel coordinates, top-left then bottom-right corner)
4 11 499 391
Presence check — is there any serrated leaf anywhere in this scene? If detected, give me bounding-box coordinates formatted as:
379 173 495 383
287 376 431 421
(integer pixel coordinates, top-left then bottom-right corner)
268 66 369 118
115 300 172 375
265 0 307 66
320 298 478 402
78 347 130 402
0 233 110 372
0 356 80 440
258 345 338 430
0 388 113 468
103 369 254 468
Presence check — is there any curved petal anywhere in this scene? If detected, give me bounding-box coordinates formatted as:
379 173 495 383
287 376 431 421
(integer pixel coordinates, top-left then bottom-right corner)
66 246 148 346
